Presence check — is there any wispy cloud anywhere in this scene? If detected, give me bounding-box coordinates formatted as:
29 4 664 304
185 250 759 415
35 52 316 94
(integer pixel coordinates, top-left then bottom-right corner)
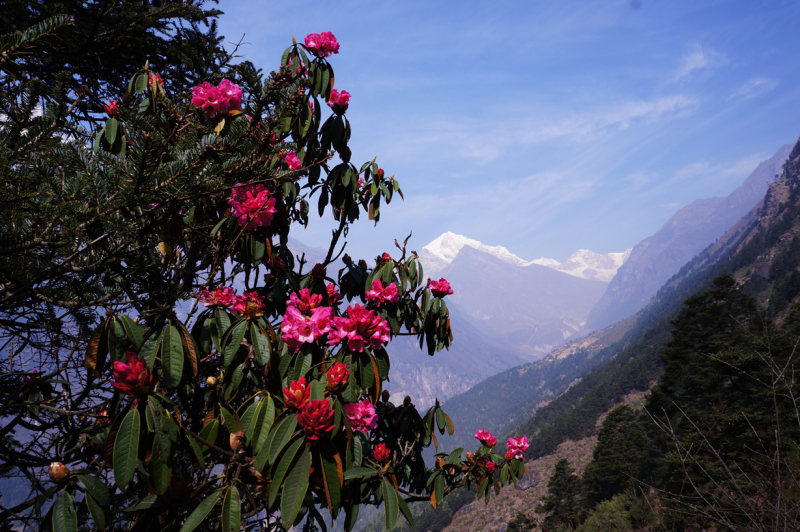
672 46 727 82
729 77 778 100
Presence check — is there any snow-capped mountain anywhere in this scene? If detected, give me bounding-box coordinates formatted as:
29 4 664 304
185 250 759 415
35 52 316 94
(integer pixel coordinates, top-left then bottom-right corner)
419 232 630 282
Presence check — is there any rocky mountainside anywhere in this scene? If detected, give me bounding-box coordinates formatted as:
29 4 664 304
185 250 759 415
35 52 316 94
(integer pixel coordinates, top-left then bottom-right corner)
438 246 608 357
585 144 792 331
420 231 629 282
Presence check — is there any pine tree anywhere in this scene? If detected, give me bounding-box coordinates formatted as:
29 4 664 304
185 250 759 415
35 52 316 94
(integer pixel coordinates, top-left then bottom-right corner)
537 458 582 531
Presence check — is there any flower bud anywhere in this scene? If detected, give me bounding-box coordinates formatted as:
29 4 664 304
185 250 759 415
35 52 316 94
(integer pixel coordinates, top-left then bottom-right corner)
311 263 327 283
326 362 350 394
373 443 391 463
206 376 217 387
229 431 245 452
357 259 368 271
49 462 70 483
377 168 385 180
381 390 391 402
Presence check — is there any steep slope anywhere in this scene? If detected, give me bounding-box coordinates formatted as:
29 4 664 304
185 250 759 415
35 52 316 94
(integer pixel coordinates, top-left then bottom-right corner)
419 232 629 281
585 144 791 330
440 246 608 356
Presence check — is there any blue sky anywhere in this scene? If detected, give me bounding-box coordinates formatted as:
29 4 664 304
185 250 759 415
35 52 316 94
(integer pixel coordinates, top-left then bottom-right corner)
218 0 800 262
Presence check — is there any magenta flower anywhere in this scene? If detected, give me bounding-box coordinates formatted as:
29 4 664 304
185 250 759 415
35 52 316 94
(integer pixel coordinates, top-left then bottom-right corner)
373 443 391 462
281 288 332 352
284 377 310 409
104 99 118 117
304 31 340 58
326 362 350 394
228 184 277 230
231 291 265 318
484 460 496 473
506 436 529 460
365 279 399 307
191 79 243 118
285 151 302 170
328 304 391 353
288 288 323 313
474 429 497 448
430 278 453 298
196 286 236 307
358 176 365 188
112 352 154 398
148 73 163 88
327 284 343 306
344 399 378 432
297 399 335 440
327 89 351 114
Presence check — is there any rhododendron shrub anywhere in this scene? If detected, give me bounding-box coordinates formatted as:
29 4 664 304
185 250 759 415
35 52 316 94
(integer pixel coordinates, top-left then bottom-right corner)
0 23 529 532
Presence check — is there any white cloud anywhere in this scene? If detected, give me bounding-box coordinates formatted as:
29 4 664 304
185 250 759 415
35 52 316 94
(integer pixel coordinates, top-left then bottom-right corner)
672 46 727 82
729 77 778 100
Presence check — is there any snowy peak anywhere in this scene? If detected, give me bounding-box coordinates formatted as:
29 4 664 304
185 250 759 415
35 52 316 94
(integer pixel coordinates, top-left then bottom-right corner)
419 232 630 282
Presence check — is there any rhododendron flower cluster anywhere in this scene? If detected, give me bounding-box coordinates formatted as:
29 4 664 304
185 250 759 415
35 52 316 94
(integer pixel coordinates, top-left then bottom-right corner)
344 398 378 431
373 443 391 462
191 79 243 118
475 429 497 448
196 286 236 307
231 291 265 318
430 278 454 298
506 436 529 460
281 289 333 352
327 89 350 114
297 399 335 440
228 184 277 230
104 99 118 116
112 352 154 398
484 461 496 473
328 304 390 352
304 31 340 58
365 279 399 307
284 378 310 409
285 151 302 170
326 362 350 394
327 284 343 306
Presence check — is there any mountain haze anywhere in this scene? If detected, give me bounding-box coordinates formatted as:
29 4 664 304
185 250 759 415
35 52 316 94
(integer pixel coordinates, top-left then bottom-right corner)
585 144 792 331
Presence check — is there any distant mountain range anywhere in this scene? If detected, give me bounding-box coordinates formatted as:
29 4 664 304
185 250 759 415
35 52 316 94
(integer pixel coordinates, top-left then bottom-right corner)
584 144 792 331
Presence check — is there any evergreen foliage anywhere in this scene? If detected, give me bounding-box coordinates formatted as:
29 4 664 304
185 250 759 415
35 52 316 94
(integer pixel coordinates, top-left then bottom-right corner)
536 458 582 531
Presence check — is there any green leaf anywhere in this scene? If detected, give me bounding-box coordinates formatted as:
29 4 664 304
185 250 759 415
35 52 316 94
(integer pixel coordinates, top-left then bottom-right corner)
309 378 325 401
434 474 444 506
268 438 304 507
75 474 110 507
84 493 106 530
135 72 147 93
281 445 311 528
52 491 77 532
104 118 118 145
220 405 241 433
269 414 298 464
212 308 231 353
113 408 140 489
382 481 399 531
241 401 260 444
151 437 172 494
342 467 375 480
224 320 247 366
221 486 241 532
179 491 223 532
252 396 275 451
397 496 415 529
352 433 363 467
108 318 127 362
251 324 271 366
118 315 144 351
224 363 244 401
321 446 342 516
140 329 161 368
161 325 184 389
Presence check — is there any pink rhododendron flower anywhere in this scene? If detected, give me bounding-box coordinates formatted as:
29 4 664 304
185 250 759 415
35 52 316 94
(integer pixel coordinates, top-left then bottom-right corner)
430 278 453 298
284 377 310 409
365 279 399 307
281 288 332 352
326 362 350 394
285 151 302 170
474 429 497 448
297 399 335 440
304 31 340 58
112 352 154 398
97 409 109 423
228 184 277 230
506 436 529 460
358 176 365 188
344 399 378 432
327 284 343 306
373 443 391 462
231 291 265 318
484 460 496 473
327 89 351 114
196 286 236 307
328 304 391 353
104 99 118 117
191 79 243 118
148 73 162 87
381 253 392 261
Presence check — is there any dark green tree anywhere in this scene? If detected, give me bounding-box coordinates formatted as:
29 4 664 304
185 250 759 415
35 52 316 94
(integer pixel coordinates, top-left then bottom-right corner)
536 458 582 531
507 511 537 532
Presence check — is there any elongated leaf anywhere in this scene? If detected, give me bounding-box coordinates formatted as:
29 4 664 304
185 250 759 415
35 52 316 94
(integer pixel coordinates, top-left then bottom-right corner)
281 446 311 528
84 493 105 530
224 320 247 366
179 490 222 532
75 474 110 507
84 319 108 377
268 438 304 507
434 474 444 506
382 481 399 531
241 401 260 444
251 324 271 366
269 415 298 464
220 405 241 432
151 438 172 494
140 329 160 368
321 446 342 518
397 496 414 529
162 325 184 389
113 408 140 489
221 486 241 532
253 397 275 451
342 467 375 480
52 491 77 532
118 315 144 352
212 308 231 353
178 324 199 375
